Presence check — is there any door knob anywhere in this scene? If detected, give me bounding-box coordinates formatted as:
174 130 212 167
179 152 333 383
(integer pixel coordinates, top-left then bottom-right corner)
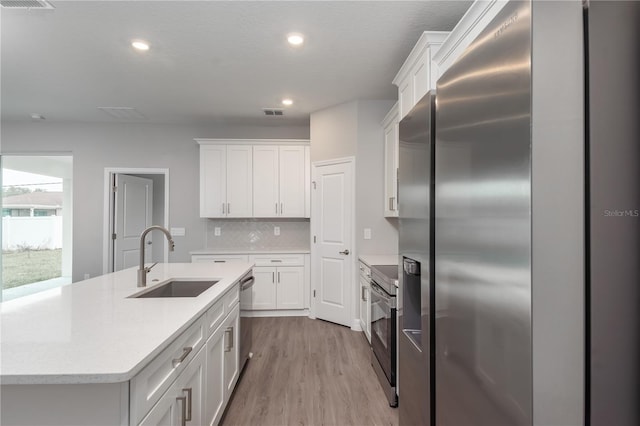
339 249 350 255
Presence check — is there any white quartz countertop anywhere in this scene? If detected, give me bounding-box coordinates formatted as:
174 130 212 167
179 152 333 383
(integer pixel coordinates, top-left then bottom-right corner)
191 248 310 255
358 254 399 268
0 262 252 385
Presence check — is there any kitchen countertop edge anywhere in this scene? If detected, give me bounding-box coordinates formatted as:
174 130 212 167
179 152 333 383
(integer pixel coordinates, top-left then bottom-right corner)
0 262 252 385
358 254 399 268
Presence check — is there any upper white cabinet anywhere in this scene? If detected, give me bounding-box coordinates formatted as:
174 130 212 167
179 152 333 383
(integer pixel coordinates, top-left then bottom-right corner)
393 31 448 120
432 0 509 77
382 103 399 217
199 144 253 218
198 139 310 219
253 145 308 217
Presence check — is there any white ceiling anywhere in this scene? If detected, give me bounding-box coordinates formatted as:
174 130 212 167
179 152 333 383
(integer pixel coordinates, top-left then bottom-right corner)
1 1 471 126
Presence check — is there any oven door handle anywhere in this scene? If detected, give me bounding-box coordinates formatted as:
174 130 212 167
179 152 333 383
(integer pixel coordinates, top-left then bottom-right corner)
370 282 393 303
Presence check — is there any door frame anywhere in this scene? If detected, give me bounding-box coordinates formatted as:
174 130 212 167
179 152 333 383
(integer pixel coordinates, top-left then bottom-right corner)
310 156 358 329
102 167 170 274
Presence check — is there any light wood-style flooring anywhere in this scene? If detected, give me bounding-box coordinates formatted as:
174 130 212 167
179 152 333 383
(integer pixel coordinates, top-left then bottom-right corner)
221 317 398 426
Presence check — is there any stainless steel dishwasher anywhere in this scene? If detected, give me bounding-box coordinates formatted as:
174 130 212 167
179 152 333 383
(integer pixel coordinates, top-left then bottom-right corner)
239 270 254 371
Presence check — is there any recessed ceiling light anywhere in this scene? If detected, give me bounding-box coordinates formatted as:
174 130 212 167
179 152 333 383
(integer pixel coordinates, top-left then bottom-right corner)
131 40 150 51
282 98 294 106
287 33 304 46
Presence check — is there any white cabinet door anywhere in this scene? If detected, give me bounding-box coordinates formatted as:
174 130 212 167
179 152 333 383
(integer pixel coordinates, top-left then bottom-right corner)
177 348 205 426
200 145 226 218
205 319 226 426
138 393 178 426
252 267 277 310
364 286 371 340
384 112 399 217
276 266 304 309
359 276 371 342
226 145 253 218
253 145 279 217
139 347 206 426
223 305 240 396
279 146 306 217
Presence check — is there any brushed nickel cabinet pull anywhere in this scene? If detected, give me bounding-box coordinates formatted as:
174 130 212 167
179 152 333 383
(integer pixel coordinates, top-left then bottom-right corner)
172 346 192 368
225 327 233 352
182 388 192 421
176 396 187 426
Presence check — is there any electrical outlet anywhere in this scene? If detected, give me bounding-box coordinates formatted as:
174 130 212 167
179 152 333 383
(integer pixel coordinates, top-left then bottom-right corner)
214 227 221 236
274 226 280 236
364 228 372 240
170 227 185 236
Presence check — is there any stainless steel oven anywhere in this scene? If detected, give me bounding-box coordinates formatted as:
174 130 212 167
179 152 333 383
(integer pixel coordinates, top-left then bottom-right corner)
370 265 398 407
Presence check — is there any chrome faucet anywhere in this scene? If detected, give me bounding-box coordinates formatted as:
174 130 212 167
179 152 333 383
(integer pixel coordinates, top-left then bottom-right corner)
138 225 175 287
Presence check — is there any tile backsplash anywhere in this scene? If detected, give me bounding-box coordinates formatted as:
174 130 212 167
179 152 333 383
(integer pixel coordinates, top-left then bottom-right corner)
205 218 310 250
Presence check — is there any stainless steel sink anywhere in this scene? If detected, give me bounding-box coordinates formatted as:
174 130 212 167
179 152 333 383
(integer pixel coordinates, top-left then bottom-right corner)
131 280 218 298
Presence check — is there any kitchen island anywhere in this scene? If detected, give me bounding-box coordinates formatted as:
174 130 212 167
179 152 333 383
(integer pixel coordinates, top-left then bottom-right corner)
1 262 252 426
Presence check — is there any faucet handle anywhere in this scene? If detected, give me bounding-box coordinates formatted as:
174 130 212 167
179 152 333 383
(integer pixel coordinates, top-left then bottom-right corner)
145 262 159 273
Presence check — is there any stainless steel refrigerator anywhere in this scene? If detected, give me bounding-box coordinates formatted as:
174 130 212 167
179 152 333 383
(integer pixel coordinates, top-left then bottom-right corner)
398 91 435 426
435 1 639 425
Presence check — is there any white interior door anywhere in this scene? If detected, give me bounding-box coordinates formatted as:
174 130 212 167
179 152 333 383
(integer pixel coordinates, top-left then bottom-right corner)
113 174 153 271
312 159 354 327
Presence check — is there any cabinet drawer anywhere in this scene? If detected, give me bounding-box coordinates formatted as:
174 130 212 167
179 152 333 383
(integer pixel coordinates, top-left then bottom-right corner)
191 254 249 263
249 254 305 266
130 315 206 425
205 283 240 338
224 283 240 311
359 262 371 281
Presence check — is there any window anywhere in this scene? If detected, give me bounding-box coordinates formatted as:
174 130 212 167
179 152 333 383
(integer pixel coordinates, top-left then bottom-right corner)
1 155 73 302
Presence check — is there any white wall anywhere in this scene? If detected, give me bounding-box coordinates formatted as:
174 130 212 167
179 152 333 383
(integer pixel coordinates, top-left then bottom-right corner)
356 100 399 255
310 99 399 257
309 101 358 162
1 121 309 282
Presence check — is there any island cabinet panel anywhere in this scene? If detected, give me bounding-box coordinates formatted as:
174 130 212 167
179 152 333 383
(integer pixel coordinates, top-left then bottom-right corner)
205 299 240 426
130 316 206 425
0 383 128 426
139 347 206 426
205 317 226 426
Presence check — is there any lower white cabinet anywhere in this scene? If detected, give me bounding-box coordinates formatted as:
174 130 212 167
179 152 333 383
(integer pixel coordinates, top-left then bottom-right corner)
252 266 304 310
191 254 249 264
139 347 206 426
359 261 372 342
205 304 239 426
192 252 309 312
135 286 240 426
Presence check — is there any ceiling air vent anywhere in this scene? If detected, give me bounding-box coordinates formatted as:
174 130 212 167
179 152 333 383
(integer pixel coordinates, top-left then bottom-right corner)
263 108 284 117
98 107 147 121
0 0 55 9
